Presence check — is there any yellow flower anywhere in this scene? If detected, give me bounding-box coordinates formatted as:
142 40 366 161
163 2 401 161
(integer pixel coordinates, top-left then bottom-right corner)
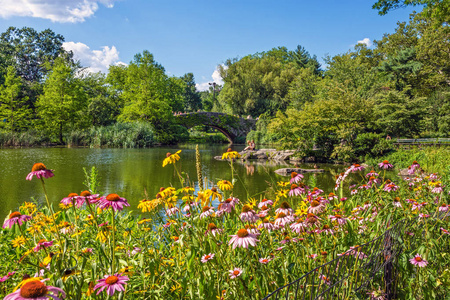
277 189 288 198
71 230 86 238
20 201 37 215
182 186 195 193
62 269 80 281
295 201 308 216
205 188 222 202
40 253 53 266
170 283 182 293
246 197 257 209
164 196 178 208
138 199 162 213
138 218 152 225
277 181 290 187
59 202 72 210
27 224 42 235
217 180 233 191
118 266 134 276
12 236 28 248
86 282 95 297
162 150 181 167
182 195 194 202
222 150 241 160
196 191 208 206
160 187 176 198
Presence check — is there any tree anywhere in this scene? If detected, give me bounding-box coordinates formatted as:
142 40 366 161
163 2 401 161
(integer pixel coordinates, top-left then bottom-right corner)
37 57 87 143
0 27 68 83
0 66 31 132
372 0 449 24
290 45 322 75
180 73 202 112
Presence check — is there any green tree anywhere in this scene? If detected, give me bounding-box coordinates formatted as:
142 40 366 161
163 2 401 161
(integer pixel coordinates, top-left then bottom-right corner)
37 57 87 143
181 73 202 112
372 0 449 24
0 66 31 132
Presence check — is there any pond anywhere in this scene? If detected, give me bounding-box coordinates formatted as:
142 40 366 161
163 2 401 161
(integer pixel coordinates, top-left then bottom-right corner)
0 145 352 219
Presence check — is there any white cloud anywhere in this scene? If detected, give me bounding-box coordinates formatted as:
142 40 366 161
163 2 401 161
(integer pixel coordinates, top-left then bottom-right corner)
0 0 118 23
63 41 126 73
357 38 372 47
196 65 226 92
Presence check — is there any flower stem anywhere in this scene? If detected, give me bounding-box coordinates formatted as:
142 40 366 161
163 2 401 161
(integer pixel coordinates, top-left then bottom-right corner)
111 209 116 273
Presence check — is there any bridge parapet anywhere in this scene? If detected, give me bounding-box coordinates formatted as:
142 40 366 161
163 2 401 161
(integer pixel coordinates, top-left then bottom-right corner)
175 112 256 144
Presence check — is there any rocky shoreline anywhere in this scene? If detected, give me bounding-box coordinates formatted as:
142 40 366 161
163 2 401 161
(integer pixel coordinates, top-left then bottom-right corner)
214 148 313 162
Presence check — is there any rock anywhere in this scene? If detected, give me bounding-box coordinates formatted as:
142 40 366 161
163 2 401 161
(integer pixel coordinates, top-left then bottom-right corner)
274 168 325 176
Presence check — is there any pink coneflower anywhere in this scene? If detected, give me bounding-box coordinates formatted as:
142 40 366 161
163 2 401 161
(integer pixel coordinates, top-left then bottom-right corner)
199 206 215 219
329 214 347 225
34 239 53 252
218 199 236 214
3 211 32 229
411 161 420 169
439 204 449 212
259 257 272 264
0 272 15 282
432 184 444 194
166 207 179 216
258 199 274 208
393 197 402 208
441 228 449 235
328 192 338 201
280 236 298 244
275 202 294 215
351 189 358 195
240 205 258 223
26 163 54 181
319 274 331 286
411 201 427 211
228 229 259 249
201 253 215 263
308 200 326 214
310 187 324 196
290 218 307 233
378 160 393 169
419 213 430 219
308 254 318 259
316 196 330 204
229 268 243 279
429 173 438 180
97 194 130 212
340 197 348 202
290 172 304 184
258 219 275 232
383 183 399 192
94 273 129 296
368 176 381 186
358 184 370 190
274 213 295 227
60 193 84 208
206 223 223 236
317 224 335 235
409 254 428 267
4 278 65 300
183 201 200 212
80 190 100 205
350 164 365 172
305 213 321 228
288 184 303 197
365 170 379 178
407 166 416 175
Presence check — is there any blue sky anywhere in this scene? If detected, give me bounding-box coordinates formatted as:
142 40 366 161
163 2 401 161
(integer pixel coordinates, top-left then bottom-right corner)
0 0 418 90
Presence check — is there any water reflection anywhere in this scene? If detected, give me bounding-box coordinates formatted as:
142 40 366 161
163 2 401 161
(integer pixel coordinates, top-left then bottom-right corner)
0 145 353 218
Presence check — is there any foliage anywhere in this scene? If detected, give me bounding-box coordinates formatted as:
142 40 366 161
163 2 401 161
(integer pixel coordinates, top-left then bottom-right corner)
0 154 448 299
0 66 31 132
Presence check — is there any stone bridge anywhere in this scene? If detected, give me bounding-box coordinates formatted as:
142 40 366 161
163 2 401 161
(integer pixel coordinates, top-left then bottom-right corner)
174 112 257 144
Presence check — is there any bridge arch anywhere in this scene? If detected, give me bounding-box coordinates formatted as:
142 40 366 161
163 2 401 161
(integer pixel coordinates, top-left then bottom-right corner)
174 112 256 144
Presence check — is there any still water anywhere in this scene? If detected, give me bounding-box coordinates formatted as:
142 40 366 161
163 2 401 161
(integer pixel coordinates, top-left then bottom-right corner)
0 145 350 218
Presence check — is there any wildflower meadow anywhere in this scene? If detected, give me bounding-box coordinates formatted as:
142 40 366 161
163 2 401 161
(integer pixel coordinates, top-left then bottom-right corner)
0 148 449 299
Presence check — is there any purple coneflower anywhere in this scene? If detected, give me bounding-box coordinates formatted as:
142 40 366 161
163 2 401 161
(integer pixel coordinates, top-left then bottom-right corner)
274 213 295 227
305 213 321 228
98 194 130 212
409 254 428 267
288 184 303 197
94 273 129 296
419 213 430 219
383 183 399 192
432 184 444 194
258 199 274 208
229 268 243 279
317 224 334 235
26 163 54 181
34 239 53 252
259 257 272 264
439 204 449 212
411 160 420 169
308 254 318 259
258 218 275 232
429 173 438 180
275 201 294 215
393 197 402 208
199 206 215 219
201 253 215 263
441 228 449 235
310 187 324 196
350 163 365 172
378 160 393 169
228 229 259 249
328 192 338 201
307 200 325 214
290 218 307 233
206 223 223 236
319 274 331 286
351 189 358 195
240 205 258 223
166 207 179 216
290 172 304 184
0 272 15 282
3 211 32 229
4 278 65 300
365 170 379 178
358 184 370 190
80 190 100 204
60 193 84 208
329 214 347 225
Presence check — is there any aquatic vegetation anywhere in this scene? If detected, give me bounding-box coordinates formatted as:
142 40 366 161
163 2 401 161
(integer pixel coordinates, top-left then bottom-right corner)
0 153 449 299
